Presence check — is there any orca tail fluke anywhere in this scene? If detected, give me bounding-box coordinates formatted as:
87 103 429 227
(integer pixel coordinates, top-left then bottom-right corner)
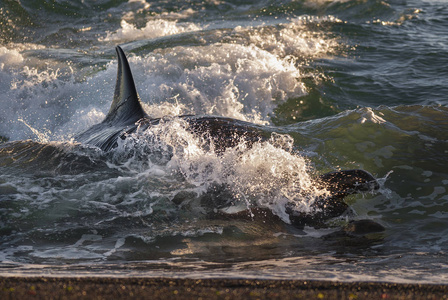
104 46 147 125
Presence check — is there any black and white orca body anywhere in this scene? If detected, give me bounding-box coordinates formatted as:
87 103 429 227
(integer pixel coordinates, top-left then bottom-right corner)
75 46 380 228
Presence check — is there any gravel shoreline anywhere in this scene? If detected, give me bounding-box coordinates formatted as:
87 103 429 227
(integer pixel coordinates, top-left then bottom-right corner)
1 276 447 299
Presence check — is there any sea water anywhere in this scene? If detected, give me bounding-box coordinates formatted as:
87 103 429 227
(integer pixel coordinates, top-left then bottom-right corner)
0 0 447 283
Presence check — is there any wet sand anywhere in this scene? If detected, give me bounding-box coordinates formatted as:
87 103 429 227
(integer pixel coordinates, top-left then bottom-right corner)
1 276 447 299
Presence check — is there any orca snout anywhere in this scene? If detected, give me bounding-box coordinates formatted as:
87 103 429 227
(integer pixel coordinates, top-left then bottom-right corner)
349 169 380 193
319 169 380 197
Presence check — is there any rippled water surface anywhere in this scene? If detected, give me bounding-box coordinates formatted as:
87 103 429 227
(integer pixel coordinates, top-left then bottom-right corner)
0 0 447 283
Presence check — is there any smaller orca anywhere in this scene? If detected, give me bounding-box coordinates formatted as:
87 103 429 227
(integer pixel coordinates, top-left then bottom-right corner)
288 169 380 228
75 46 380 228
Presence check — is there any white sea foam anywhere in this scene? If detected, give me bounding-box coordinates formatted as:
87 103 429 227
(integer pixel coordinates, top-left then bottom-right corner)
0 36 307 140
359 107 386 124
113 119 328 222
101 19 202 42
126 42 305 125
244 16 341 59
0 16 341 141
0 56 114 141
0 46 24 70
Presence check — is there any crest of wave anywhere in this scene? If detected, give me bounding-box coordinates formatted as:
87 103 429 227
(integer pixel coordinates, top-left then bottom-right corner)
245 16 342 59
0 45 77 141
0 47 24 70
100 19 201 42
127 42 305 125
114 119 328 223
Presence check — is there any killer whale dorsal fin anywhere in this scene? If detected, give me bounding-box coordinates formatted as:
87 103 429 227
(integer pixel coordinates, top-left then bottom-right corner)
104 46 147 125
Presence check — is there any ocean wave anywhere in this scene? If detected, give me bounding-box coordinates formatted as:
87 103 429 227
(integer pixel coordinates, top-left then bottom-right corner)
100 19 202 43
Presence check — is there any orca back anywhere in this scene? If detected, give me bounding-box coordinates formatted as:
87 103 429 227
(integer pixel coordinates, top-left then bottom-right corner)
74 46 149 151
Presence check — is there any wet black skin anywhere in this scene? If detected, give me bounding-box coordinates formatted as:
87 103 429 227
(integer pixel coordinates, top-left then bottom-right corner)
288 169 380 228
75 46 381 229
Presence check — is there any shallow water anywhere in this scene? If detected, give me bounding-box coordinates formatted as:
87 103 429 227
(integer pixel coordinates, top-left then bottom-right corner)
0 0 448 283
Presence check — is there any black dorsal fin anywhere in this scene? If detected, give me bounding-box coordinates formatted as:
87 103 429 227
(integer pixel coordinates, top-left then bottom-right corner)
104 46 147 125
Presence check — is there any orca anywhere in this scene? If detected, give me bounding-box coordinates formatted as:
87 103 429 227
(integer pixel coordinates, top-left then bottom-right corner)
75 46 380 228
75 46 263 152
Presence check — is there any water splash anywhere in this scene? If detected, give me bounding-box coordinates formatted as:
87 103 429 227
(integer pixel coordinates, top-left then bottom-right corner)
17 118 50 143
111 119 328 223
101 19 202 42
